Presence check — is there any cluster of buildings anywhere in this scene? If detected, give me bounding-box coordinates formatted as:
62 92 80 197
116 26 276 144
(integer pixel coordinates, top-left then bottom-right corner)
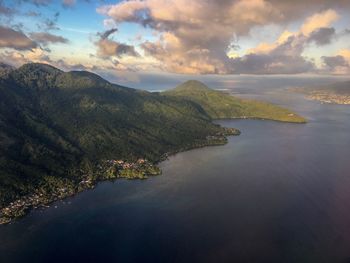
108 158 148 170
1 193 46 221
308 92 350 105
1 158 155 224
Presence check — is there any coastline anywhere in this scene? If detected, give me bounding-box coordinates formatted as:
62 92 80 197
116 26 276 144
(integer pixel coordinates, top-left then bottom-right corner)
0 159 161 225
0 114 306 225
0 127 240 225
214 116 307 124
289 87 350 105
306 93 350 105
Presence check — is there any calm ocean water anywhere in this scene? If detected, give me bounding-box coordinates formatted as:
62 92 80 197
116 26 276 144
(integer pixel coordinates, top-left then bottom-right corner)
1 77 350 262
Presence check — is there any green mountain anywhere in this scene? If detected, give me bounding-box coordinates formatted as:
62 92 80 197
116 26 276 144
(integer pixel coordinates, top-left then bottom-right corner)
163 80 306 123
0 64 306 220
0 64 233 209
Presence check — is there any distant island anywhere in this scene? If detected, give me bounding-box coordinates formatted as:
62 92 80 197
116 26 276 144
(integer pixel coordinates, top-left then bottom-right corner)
0 63 306 224
293 80 350 105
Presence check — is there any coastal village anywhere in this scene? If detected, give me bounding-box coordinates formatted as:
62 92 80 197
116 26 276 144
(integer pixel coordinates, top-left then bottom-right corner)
0 158 161 225
0 129 239 225
307 91 350 105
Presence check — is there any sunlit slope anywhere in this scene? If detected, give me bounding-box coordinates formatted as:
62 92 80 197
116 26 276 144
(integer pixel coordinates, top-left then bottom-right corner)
163 80 307 123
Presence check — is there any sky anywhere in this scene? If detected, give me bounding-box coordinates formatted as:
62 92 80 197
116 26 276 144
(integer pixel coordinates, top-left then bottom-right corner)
1 0 350 85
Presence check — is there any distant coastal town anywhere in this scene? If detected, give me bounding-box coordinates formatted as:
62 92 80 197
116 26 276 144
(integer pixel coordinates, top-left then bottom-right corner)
306 91 350 105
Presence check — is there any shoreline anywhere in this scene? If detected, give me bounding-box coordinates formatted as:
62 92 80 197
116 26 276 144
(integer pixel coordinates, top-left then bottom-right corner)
0 127 240 225
0 159 161 225
214 116 307 124
306 94 350 105
0 116 306 225
289 87 350 106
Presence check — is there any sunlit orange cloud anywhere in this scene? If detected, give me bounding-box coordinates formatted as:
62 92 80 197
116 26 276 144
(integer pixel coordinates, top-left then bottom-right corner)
97 0 350 75
339 49 350 60
301 9 339 36
2 0 350 75
248 9 339 55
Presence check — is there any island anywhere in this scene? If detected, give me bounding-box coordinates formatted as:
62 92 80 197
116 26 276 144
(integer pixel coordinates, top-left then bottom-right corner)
0 63 306 224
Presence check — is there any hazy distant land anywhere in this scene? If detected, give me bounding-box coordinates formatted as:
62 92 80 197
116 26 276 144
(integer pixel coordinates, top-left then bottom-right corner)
293 80 350 105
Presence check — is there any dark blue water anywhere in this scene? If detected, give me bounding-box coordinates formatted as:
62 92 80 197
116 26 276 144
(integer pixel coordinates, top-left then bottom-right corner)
1 78 350 263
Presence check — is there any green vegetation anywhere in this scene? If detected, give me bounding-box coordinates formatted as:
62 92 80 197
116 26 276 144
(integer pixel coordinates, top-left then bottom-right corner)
163 80 307 123
0 64 305 223
0 64 230 215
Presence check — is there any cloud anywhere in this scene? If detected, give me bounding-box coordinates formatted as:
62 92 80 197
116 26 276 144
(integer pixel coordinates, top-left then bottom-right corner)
300 9 339 36
308 27 336 46
263 0 350 22
229 54 315 74
25 11 41 17
321 49 350 74
228 8 343 74
339 49 350 60
141 36 225 74
21 0 52 6
97 40 140 58
0 2 16 17
232 9 343 74
0 26 37 50
95 28 139 59
62 0 75 7
97 0 289 74
2 0 350 75
29 32 69 46
229 34 315 74
0 47 50 67
97 0 285 35
224 10 338 74
0 48 102 72
321 55 350 74
37 11 60 31
98 1 350 74
99 28 118 39
322 55 348 67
